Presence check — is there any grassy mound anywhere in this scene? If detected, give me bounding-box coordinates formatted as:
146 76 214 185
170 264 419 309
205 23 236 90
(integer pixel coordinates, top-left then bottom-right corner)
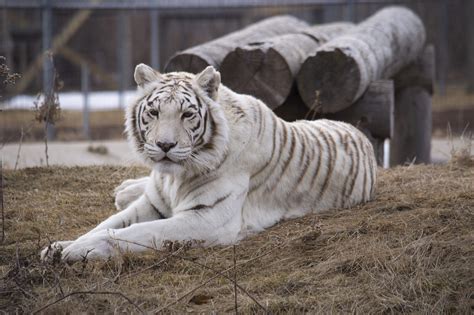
1 161 473 313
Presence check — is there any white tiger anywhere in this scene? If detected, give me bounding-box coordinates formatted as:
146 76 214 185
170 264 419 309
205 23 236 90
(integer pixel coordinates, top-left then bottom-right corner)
41 64 376 262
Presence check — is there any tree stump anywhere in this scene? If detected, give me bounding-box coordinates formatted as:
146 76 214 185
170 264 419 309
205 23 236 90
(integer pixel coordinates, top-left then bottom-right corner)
324 80 394 139
273 86 310 121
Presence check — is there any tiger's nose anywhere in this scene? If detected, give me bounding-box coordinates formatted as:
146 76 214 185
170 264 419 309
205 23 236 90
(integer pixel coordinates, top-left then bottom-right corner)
156 141 176 152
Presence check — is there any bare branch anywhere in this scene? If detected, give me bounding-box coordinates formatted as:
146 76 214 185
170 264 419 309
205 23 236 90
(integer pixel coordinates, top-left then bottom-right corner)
14 127 24 171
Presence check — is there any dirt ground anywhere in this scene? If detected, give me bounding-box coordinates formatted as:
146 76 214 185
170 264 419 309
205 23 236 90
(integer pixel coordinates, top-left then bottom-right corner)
3 137 471 170
1 104 473 144
0 110 125 144
1 140 139 169
1 156 473 313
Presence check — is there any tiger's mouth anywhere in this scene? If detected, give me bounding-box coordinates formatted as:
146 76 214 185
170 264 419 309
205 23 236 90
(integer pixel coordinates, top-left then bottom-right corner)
151 156 177 163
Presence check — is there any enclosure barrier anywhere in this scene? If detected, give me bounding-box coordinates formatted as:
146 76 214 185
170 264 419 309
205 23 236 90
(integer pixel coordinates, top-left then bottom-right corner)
166 6 433 166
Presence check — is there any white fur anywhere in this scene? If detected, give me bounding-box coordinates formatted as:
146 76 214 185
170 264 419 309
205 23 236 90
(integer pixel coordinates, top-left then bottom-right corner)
41 65 377 262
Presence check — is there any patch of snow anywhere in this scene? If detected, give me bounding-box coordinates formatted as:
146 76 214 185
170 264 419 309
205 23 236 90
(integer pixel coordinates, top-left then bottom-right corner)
1 90 137 111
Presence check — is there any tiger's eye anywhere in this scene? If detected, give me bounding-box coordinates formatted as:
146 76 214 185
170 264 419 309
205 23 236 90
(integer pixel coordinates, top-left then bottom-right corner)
182 111 194 119
149 109 159 117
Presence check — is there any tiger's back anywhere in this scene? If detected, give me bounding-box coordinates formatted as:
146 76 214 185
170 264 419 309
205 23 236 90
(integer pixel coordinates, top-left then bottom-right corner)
218 91 377 232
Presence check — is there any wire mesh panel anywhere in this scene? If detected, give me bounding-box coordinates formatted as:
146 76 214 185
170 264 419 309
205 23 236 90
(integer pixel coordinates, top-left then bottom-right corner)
0 0 472 143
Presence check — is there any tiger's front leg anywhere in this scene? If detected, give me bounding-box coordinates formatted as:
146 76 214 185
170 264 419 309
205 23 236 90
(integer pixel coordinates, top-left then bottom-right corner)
60 175 249 262
41 194 165 262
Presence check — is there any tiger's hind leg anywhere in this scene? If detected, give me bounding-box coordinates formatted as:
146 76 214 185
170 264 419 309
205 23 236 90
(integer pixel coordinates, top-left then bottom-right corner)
114 177 149 211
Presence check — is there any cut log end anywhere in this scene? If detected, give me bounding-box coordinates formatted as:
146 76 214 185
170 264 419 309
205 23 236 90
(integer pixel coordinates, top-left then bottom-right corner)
164 54 210 74
221 46 292 109
297 7 425 113
324 80 394 139
297 49 361 113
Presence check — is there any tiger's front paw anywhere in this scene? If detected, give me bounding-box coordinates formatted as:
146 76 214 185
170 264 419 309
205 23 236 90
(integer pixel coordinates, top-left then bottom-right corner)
40 240 74 262
61 231 114 262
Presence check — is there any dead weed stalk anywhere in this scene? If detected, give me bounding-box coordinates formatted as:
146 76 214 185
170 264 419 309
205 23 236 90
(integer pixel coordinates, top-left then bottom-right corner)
447 123 473 167
33 52 63 167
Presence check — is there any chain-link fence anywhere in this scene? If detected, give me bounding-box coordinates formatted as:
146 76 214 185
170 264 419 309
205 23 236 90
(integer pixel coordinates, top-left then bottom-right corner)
0 0 472 143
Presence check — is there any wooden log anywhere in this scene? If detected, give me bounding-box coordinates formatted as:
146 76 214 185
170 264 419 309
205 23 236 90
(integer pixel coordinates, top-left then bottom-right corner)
273 86 310 122
164 15 308 74
389 88 432 165
220 22 354 109
390 46 434 165
362 130 385 167
394 45 434 93
296 6 426 113
324 80 394 139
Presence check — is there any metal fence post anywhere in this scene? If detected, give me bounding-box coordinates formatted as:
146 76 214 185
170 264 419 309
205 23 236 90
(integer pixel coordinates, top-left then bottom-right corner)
150 9 160 70
81 63 90 139
346 0 355 22
42 0 55 140
117 10 131 109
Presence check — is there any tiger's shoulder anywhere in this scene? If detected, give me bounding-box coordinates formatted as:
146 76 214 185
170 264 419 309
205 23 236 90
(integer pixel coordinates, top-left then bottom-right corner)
213 85 269 154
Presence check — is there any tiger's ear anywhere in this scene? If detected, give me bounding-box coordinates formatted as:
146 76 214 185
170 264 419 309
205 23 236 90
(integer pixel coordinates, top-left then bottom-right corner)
195 66 220 100
134 63 160 87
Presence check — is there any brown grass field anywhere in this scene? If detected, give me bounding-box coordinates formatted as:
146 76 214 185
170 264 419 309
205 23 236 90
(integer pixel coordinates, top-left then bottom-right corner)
1 156 473 313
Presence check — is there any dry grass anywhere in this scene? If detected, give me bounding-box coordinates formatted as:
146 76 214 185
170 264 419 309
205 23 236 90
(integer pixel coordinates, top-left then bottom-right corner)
1 159 473 313
433 85 474 111
449 133 473 168
0 110 125 143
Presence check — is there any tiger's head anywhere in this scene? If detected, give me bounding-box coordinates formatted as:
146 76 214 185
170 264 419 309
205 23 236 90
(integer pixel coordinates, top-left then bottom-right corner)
126 64 229 175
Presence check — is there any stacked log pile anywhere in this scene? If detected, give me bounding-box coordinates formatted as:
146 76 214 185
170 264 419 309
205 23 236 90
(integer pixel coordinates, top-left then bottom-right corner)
296 7 426 113
165 7 433 166
165 15 308 74
220 22 354 109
